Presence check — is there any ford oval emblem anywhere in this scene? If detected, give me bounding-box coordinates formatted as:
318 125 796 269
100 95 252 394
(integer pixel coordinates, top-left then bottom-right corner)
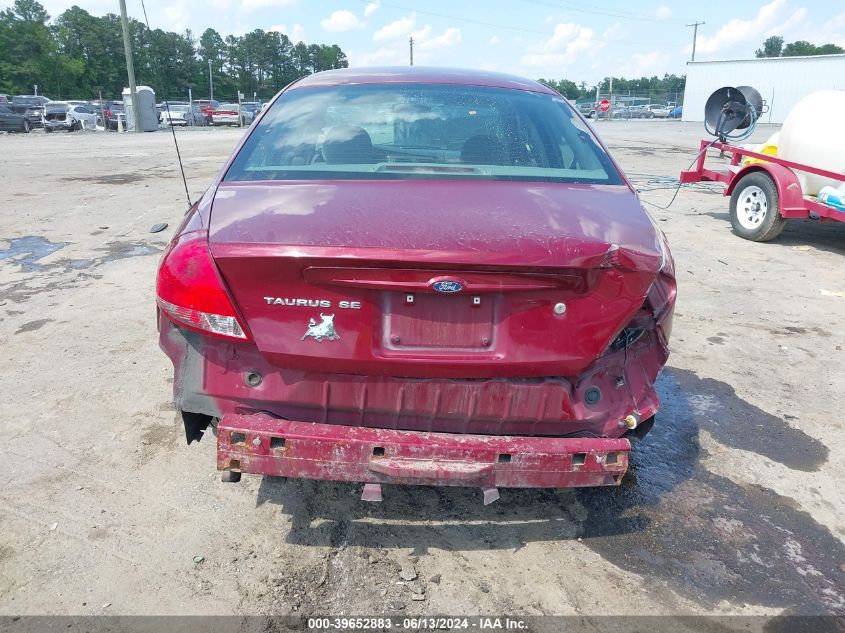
431 280 464 293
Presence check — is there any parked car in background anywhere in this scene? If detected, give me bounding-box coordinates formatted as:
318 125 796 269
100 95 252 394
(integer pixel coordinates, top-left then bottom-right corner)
192 99 219 123
241 101 262 121
645 104 670 118
90 99 117 114
10 95 49 127
576 102 596 118
0 104 32 132
162 104 204 127
44 103 98 132
670 105 683 119
105 103 125 130
610 105 630 119
0 94 10 105
626 105 653 119
157 67 676 496
157 101 189 123
211 103 247 126
157 100 188 113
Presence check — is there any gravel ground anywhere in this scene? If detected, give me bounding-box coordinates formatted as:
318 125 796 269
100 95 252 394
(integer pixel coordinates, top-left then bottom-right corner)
0 121 843 621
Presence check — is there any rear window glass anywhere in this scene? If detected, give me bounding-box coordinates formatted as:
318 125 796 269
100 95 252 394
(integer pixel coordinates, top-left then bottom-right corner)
224 83 622 184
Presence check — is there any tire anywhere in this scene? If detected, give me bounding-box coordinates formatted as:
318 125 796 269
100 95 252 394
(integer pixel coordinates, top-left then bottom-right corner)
45 126 53 133
21 119 31 133
729 172 786 242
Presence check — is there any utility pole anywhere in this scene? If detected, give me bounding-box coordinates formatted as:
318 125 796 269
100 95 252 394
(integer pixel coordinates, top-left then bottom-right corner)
409 36 414 66
118 0 141 133
686 21 705 62
208 59 214 101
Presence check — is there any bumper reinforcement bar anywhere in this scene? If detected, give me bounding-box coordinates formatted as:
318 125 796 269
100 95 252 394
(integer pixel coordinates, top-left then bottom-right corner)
217 412 630 497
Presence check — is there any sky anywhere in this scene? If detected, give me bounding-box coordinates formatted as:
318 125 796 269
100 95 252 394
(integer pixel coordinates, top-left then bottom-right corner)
9 0 845 84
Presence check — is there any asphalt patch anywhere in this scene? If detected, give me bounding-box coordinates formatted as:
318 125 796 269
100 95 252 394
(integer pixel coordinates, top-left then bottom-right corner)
251 368 842 616
81 173 147 185
576 368 842 615
0 236 67 272
15 318 53 334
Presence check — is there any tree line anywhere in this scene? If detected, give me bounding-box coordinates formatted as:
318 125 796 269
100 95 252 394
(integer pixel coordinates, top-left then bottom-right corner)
755 36 844 59
0 0 348 101
537 74 686 103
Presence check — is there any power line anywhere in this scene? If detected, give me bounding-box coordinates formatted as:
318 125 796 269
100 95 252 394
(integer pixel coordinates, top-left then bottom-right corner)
523 0 686 25
350 0 686 47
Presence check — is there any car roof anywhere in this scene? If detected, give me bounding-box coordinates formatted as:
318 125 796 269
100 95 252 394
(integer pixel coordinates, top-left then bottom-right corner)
290 66 557 95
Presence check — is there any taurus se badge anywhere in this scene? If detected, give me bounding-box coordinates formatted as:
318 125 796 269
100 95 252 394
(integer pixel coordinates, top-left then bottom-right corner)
302 313 340 342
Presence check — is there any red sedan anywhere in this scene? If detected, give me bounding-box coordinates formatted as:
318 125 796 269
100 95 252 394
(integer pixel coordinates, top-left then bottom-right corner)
157 67 676 502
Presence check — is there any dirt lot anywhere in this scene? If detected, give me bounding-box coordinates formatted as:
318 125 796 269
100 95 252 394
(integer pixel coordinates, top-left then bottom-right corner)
0 122 843 622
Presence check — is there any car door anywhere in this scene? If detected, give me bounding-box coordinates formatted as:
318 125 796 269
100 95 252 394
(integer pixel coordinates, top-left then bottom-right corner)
73 106 93 127
0 105 12 130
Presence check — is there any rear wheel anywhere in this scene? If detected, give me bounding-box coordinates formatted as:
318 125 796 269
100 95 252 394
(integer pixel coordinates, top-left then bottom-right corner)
729 172 786 242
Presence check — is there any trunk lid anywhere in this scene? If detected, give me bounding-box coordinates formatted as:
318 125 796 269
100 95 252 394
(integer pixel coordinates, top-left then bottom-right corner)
209 180 662 378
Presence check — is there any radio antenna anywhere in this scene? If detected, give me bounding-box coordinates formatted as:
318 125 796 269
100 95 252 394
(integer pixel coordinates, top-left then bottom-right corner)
137 0 192 208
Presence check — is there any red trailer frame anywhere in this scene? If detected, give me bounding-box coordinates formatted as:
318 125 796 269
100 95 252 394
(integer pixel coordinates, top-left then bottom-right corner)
680 139 845 222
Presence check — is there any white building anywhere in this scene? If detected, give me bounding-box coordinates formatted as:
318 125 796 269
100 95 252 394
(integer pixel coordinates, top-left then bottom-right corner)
682 54 845 124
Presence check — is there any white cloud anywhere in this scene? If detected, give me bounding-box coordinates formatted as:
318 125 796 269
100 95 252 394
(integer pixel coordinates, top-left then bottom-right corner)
320 9 361 32
602 22 624 41
419 27 461 49
619 50 671 77
489 36 501 45
354 18 460 66
373 14 416 41
364 1 380 17
270 23 305 41
692 0 807 56
349 46 407 66
240 0 294 10
520 22 594 67
161 1 189 31
796 10 845 47
655 6 672 20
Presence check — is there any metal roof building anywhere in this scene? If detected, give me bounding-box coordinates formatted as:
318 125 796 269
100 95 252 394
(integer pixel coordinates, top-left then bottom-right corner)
682 54 845 124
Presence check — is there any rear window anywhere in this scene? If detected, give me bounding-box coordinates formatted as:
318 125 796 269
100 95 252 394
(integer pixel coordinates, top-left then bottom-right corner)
224 83 622 184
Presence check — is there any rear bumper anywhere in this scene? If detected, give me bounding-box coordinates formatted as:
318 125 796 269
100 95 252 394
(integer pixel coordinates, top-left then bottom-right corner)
217 412 630 489
45 120 72 130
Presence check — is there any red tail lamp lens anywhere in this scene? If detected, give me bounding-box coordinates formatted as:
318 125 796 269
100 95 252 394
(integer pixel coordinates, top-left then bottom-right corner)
156 232 249 340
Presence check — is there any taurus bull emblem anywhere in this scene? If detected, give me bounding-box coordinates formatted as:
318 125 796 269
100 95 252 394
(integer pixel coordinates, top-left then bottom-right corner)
301 313 340 342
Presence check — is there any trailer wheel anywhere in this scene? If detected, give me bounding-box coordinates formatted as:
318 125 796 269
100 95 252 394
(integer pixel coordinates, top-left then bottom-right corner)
729 172 785 242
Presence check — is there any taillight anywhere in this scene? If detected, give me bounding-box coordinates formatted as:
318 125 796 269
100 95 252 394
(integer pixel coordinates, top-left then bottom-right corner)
156 232 250 340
